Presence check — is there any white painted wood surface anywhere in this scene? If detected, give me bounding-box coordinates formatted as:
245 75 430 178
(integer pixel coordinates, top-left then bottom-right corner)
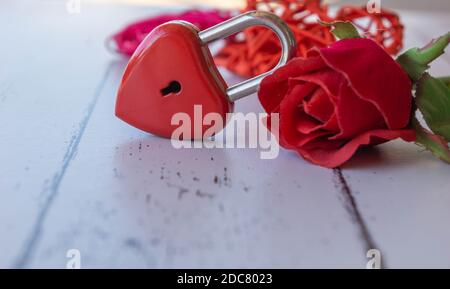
0 0 449 268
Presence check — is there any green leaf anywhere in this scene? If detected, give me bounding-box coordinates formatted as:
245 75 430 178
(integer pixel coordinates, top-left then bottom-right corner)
412 117 450 163
416 73 450 142
319 21 361 40
438 76 450 89
397 32 450 81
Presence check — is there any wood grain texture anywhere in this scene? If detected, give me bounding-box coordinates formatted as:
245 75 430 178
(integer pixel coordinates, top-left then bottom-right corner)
0 1 449 268
338 10 450 269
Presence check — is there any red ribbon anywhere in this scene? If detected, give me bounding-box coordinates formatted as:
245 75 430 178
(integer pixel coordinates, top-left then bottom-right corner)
109 1 404 78
215 0 404 77
110 10 232 56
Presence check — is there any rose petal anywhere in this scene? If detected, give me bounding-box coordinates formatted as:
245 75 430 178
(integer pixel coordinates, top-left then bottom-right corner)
318 38 412 129
258 56 327 113
331 81 386 140
322 114 339 132
296 110 322 134
296 111 339 134
293 68 344 100
279 82 331 148
303 88 334 122
297 129 416 168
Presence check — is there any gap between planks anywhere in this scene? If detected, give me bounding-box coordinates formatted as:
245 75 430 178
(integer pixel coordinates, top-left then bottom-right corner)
333 168 385 269
9 65 383 268
11 62 115 269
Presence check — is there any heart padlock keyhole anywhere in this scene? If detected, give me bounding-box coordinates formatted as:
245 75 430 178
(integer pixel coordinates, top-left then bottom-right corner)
116 11 296 139
160 80 182 96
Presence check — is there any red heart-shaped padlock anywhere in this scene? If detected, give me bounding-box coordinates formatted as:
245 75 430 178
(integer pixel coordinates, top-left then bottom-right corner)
116 21 233 139
115 12 296 140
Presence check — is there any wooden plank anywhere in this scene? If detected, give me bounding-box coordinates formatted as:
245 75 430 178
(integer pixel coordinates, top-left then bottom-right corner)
2 1 366 269
0 1 161 268
24 62 367 268
2 2 448 268
339 10 450 268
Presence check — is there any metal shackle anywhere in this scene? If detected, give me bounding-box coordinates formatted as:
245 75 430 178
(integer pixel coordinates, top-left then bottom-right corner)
198 11 297 102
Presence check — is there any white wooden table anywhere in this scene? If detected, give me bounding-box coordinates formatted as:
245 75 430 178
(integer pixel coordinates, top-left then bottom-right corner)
0 0 449 269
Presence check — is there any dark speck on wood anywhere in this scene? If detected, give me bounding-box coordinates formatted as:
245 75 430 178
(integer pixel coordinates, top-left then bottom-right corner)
196 190 214 199
113 168 122 178
178 188 189 199
124 238 142 250
223 167 231 187
167 182 190 199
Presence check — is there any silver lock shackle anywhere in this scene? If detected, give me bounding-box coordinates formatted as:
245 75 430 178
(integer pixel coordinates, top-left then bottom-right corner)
198 11 297 102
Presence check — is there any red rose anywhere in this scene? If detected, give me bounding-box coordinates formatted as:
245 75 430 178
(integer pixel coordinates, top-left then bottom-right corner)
259 38 416 168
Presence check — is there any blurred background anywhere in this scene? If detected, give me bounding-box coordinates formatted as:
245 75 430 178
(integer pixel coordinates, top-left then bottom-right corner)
0 0 449 269
88 0 450 11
